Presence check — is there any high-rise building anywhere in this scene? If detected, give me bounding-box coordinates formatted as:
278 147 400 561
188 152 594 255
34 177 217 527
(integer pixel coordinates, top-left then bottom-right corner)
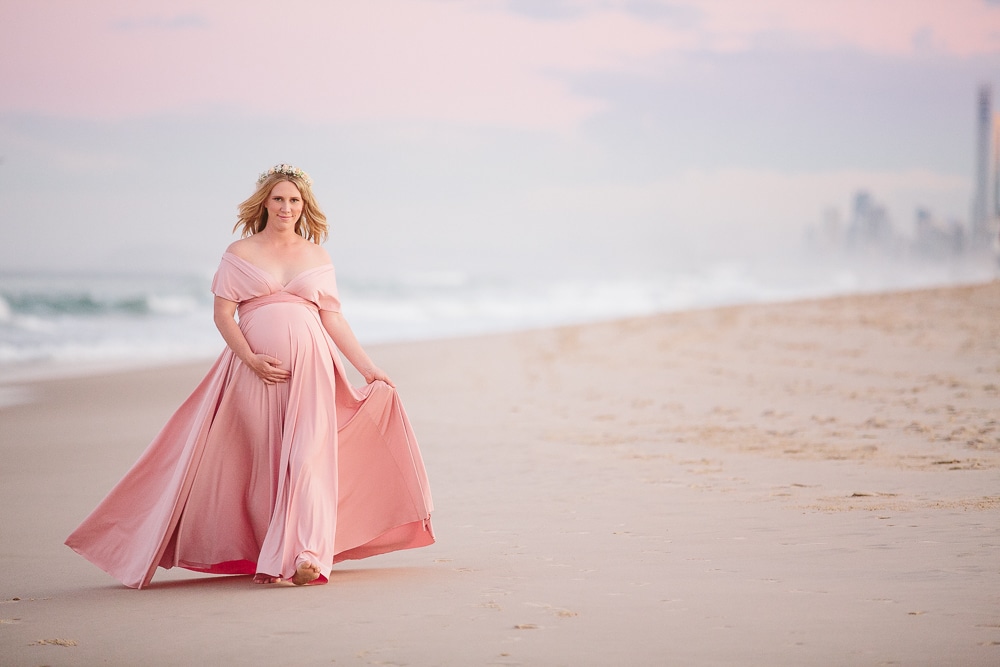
971 85 991 244
971 85 1000 251
992 109 1000 217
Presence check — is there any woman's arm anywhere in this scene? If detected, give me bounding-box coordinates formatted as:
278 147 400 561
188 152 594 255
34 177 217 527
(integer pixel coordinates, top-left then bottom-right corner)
319 310 395 387
213 296 291 385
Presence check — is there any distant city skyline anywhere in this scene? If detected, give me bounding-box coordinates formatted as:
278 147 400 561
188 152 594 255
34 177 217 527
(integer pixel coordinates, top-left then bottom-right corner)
807 82 1000 261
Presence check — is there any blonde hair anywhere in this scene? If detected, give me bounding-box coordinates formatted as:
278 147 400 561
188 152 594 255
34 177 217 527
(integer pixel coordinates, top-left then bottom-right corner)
234 170 329 243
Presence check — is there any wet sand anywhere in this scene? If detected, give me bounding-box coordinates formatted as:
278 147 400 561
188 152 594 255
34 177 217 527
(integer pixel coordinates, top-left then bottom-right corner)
1 281 998 665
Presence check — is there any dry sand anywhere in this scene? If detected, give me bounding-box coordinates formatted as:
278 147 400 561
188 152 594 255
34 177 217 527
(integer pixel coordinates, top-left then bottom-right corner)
1 282 998 666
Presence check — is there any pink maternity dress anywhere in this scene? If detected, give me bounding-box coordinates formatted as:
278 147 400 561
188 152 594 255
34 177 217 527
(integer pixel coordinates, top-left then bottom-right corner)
65 252 434 588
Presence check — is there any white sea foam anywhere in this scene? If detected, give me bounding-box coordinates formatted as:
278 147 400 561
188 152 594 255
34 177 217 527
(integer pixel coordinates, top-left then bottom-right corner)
147 294 201 316
0 253 996 380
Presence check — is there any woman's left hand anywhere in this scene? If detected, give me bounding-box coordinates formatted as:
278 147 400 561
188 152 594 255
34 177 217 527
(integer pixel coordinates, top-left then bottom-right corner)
364 367 396 388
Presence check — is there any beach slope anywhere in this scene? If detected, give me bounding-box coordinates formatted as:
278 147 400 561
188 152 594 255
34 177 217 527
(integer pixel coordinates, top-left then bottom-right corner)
1 282 998 665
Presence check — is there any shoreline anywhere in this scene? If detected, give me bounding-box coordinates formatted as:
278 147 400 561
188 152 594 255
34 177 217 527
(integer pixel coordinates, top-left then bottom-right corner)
2 278 997 388
1 280 998 665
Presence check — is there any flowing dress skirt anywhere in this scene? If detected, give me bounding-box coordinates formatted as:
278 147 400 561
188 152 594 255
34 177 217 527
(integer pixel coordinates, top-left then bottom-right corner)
65 258 434 589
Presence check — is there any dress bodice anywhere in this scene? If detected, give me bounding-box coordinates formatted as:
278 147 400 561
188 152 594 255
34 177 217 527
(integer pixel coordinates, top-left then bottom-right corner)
211 252 341 313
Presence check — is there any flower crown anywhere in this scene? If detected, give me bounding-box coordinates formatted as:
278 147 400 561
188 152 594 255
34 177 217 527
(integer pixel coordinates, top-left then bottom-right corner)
257 163 313 188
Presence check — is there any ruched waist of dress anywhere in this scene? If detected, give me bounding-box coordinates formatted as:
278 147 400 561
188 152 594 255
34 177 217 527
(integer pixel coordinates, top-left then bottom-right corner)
238 292 319 317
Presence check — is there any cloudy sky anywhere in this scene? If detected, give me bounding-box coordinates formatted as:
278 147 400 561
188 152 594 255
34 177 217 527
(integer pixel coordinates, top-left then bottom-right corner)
1 0 998 278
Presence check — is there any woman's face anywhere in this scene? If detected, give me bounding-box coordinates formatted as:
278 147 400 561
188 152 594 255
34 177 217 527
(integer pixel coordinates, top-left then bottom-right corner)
264 180 304 229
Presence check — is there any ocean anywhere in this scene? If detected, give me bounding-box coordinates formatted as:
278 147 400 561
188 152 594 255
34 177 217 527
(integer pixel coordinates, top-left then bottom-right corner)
1 251 996 382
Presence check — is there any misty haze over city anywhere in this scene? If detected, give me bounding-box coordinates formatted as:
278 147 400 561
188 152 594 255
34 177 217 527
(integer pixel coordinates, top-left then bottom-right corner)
1 2 999 364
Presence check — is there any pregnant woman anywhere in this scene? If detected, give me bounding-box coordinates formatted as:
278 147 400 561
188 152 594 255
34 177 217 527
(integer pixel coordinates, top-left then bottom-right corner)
66 164 434 588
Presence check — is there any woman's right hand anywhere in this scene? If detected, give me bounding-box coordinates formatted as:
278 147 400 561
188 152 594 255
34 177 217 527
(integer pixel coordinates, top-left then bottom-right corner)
248 354 291 384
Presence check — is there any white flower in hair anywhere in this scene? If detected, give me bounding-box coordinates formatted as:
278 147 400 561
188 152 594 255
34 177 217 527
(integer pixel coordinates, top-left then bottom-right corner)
257 164 313 187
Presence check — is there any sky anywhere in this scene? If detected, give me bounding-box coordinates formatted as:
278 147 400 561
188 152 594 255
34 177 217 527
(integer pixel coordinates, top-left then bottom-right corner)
1 0 999 279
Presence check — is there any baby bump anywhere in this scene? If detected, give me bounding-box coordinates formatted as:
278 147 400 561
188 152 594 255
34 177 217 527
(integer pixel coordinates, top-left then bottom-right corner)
239 302 325 362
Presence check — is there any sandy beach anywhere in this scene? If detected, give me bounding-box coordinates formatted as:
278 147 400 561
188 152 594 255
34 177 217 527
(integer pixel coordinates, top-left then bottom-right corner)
1 281 998 666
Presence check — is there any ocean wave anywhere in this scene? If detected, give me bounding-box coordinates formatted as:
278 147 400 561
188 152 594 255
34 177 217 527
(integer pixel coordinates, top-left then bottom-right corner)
0 271 217 370
1 256 996 372
0 290 204 318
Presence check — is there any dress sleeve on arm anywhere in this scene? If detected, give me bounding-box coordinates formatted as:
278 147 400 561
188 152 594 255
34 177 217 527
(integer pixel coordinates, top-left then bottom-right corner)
317 267 341 313
211 254 245 302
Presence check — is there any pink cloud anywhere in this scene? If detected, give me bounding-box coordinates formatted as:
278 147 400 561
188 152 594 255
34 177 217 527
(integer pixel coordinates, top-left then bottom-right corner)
1 0 997 128
0 1 675 127
691 0 1000 57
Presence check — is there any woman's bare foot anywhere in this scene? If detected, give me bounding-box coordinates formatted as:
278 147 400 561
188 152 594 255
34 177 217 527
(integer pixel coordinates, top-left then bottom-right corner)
252 573 283 584
291 561 322 586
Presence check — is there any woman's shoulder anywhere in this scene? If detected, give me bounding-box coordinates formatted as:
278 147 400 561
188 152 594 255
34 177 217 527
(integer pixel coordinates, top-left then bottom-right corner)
224 238 255 260
304 242 333 265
